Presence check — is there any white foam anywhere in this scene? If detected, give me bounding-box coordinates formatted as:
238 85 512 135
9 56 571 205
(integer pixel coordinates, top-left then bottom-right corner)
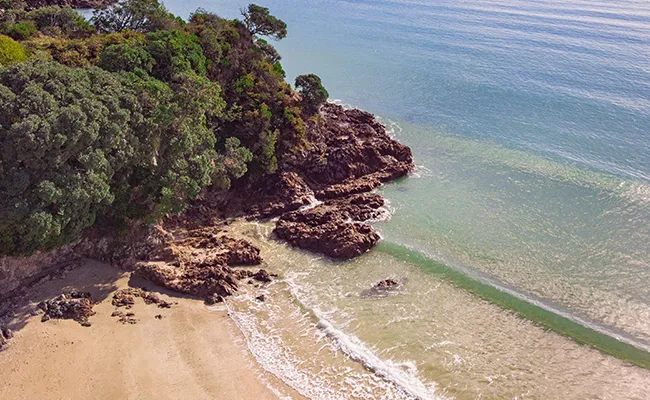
285 278 447 400
298 194 323 211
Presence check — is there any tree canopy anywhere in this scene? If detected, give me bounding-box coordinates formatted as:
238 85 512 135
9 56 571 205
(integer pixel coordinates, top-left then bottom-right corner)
0 0 328 256
241 4 287 40
295 74 329 113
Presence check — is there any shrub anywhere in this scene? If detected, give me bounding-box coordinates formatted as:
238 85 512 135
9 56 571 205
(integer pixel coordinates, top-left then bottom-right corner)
98 41 154 73
0 61 243 255
28 6 80 33
7 21 37 40
0 34 28 66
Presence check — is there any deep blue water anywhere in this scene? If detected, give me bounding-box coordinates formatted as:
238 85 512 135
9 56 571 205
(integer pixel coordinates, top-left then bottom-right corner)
168 0 650 182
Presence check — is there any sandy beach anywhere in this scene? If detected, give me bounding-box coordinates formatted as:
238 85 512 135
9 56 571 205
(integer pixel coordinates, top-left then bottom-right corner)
0 260 301 400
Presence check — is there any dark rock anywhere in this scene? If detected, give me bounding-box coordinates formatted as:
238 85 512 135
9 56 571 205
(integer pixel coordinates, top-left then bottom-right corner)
111 311 124 317
274 193 385 259
111 290 135 308
113 288 173 309
38 292 96 325
376 278 399 288
155 314 163 320
255 295 266 302
2 326 13 340
246 172 315 219
80 321 92 327
284 103 413 196
360 278 404 298
204 294 224 305
251 269 271 283
136 234 264 300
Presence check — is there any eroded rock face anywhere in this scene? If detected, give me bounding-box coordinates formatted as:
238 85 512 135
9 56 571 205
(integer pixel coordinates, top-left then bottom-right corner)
284 103 413 194
274 193 384 259
247 172 315 219
134 228 265 300
264 103 413 258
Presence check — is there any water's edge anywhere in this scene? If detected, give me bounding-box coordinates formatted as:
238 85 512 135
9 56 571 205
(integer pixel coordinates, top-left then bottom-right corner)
378 241 650 370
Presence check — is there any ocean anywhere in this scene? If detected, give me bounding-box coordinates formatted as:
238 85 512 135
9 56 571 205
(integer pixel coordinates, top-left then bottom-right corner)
167 0 650 398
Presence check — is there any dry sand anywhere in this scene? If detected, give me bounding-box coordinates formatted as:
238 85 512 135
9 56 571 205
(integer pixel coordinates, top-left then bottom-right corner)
0 260 303 400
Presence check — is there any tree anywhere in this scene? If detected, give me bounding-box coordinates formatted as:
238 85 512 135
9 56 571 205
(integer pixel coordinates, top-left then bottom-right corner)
6 22 37 40
0 61 241 255
0 34 27 66
0 61 151 254
92 0 180 33
295 74 328 113
241 4 286 40
28 6 82 33
255 38 280 63
145 29 206 81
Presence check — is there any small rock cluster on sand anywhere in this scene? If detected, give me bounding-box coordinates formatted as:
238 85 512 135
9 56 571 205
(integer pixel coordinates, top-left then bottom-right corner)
38 291 96 326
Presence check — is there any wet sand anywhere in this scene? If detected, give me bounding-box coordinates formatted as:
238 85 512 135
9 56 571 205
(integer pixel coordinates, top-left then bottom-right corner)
0 260 302 400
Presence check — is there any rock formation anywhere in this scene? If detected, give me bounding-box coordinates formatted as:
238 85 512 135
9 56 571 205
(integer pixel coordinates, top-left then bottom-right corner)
237 102 414 259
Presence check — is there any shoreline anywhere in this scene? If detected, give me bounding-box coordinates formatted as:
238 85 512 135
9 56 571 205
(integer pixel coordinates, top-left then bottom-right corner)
0 259 304 400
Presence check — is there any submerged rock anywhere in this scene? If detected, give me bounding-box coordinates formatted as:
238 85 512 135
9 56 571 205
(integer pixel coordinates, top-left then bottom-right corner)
360 278 404 298
251 269 271 283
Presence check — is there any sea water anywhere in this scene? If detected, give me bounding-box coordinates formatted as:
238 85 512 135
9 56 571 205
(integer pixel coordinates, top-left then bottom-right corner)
163 0 650 398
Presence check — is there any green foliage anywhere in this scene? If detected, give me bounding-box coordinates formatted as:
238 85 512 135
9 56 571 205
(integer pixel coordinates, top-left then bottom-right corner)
145 29 206 80
34 31 143 67
0 3 325 256
0 60 245 256
7 21 37 40
0 61 143 253
98 40 154 73
272 61 285 78
254 38 280 63
92 0 180 33
234 73 254 93
28 6 93 37
0 34 28 65
295 74 329 113
211 137 253 188
241 4 287 40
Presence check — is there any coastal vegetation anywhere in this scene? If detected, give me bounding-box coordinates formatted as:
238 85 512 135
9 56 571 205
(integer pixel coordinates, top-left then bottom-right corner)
0 0 327 256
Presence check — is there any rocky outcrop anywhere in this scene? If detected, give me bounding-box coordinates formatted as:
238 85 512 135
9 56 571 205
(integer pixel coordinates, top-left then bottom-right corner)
274 193 385 259
255 103 413 258
112 288 173 309
133 226 267 301
284 103 413 194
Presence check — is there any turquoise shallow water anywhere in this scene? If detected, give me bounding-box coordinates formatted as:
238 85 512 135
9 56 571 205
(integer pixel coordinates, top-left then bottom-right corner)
163 0 650 397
